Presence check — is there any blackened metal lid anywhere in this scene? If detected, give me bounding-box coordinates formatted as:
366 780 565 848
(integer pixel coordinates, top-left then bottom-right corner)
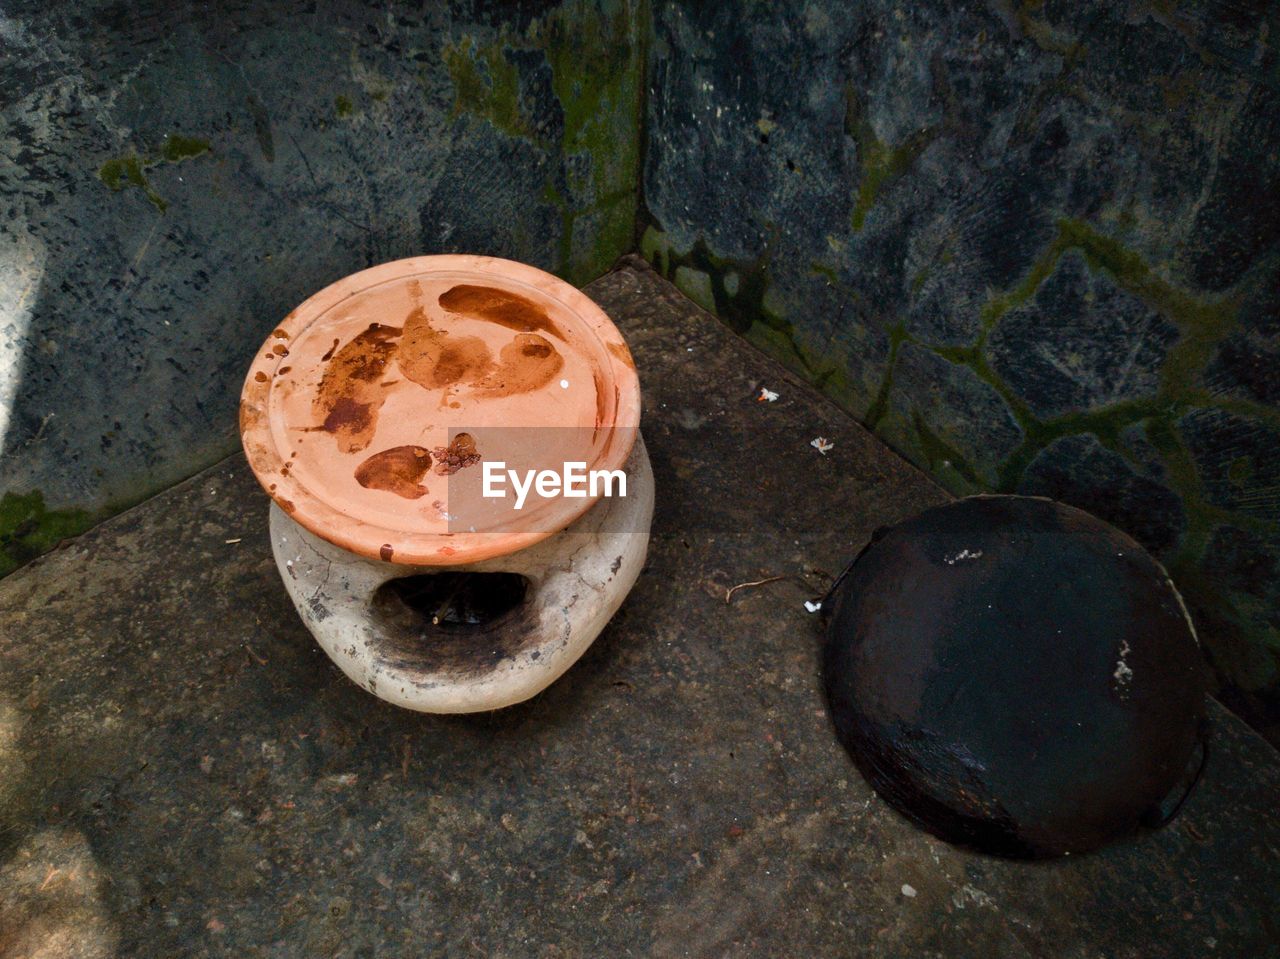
823 495 1206 858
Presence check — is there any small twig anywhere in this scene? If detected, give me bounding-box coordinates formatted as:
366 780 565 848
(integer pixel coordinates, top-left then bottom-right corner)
38 866 61 891
244 644 268 666
224 538 242 544
725 576 788 604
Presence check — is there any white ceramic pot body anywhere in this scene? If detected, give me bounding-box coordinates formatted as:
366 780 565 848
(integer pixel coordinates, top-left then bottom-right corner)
270 436 653 712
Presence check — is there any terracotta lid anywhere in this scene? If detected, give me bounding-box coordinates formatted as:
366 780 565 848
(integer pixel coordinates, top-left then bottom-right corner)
240 255 639 566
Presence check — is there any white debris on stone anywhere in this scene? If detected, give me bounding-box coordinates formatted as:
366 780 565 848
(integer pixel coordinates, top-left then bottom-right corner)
951 884 997 911
901 884 917 898
811 436 834 455
757 386 779 403
803 600 822 613
944 548 983 565
1113 640 1134 693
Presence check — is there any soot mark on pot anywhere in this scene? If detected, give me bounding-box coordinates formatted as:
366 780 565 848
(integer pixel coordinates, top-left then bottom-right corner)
432 432 481 475
307 595 331 622
399 305 492 389
321 338 339 361
380 544 394 561
313 322 401 453
438 284 562 339
355 445 433 499
254 371 269 383
369 572 535 678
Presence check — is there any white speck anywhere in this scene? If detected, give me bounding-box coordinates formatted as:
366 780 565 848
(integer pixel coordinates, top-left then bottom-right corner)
559 379 569 389
285 561 293 568
686 347 693 352
944 548 983 565
757 387 779 403
1205 938 1217 950
811 436 834 455
1114 639 1134 692
224 538 241 544
804 600 822 613
901 884 917 898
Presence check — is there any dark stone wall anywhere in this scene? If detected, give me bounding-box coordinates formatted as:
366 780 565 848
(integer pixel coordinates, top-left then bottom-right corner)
0 0 643 574
642 1 1280 740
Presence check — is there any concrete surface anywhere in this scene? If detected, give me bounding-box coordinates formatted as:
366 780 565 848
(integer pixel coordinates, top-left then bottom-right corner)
0 261 1276 957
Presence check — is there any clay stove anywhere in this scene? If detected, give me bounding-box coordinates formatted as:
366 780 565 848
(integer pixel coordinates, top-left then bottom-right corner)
239 255 653 712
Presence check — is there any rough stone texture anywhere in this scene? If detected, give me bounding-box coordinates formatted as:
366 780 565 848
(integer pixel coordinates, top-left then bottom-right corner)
0 0 643 574
0 262 1277 956
642 0 1280 743
988 250 1180 421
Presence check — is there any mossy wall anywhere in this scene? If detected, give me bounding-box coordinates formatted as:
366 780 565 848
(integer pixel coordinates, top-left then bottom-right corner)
0 0 643 575
642 1 1280 742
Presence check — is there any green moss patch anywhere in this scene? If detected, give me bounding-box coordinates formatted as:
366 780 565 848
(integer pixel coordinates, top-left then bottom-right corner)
98 133 212 213
0 492 93 578
440 1 644 285
844 83 936 232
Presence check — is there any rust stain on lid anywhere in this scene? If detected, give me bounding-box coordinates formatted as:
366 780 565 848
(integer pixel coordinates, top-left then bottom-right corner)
607 340 635 370
398 305 492 389
312 323 402 454
355 446 433 499
473 333 563 398
438 284 563 339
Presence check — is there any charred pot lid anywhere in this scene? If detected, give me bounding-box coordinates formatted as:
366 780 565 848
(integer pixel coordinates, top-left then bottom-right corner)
240 255 640 566
823 495 1206 858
